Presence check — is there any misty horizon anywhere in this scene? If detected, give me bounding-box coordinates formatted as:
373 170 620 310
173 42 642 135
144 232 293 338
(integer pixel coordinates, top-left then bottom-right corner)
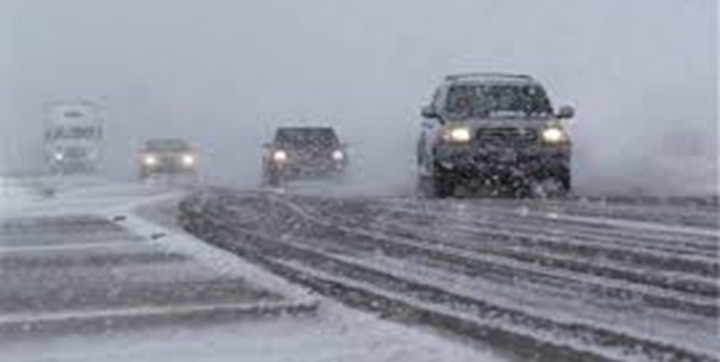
1 0 717 195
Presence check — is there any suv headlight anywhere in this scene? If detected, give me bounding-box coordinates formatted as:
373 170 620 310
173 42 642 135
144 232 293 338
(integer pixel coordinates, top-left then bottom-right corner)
331 150 345 161
442 127 472 143
542 127 568 143
273 150 288 162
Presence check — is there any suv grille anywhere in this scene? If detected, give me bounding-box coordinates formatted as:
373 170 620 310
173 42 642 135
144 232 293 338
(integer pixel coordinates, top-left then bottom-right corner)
475 128 538 146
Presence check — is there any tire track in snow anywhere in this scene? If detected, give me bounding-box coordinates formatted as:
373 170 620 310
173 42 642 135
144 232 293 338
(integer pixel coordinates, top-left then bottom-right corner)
179 190 720 362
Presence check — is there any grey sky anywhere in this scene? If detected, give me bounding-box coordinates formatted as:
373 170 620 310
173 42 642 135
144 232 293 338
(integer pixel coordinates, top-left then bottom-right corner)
1 0 716 194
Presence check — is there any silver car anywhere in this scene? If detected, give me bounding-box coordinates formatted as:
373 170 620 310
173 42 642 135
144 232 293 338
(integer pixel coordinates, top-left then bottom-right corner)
138 138 198 179
263 127 348 185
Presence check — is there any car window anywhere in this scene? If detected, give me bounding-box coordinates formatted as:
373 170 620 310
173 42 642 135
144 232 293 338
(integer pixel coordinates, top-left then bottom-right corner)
275 128 339 147
146 139 192 152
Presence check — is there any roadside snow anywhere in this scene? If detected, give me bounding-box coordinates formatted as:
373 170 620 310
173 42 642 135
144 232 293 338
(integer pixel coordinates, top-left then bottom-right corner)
0 177 503 362
121 204 317 307
0 176 180 218
2 312 494 362
0 178 42 215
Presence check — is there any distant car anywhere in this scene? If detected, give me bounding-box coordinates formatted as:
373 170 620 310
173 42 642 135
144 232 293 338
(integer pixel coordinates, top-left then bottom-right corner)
262 126 348 185
417 73 575 197
138 138 198 179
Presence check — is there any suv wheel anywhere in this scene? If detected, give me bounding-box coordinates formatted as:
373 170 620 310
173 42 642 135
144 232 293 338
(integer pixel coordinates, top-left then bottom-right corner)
432 175 455 198
264 169 282 187
561 170 572 192
429 163 456 198
532 172 571 198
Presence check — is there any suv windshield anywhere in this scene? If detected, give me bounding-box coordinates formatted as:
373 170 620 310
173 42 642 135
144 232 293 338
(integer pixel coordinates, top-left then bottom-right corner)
275 128 338 148
445 84 553 119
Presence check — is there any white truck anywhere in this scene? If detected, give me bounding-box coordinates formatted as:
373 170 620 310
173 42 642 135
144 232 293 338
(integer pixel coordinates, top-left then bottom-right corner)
44 101 103 175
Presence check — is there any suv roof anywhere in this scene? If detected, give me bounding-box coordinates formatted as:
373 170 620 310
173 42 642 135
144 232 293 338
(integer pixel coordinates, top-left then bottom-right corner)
277 126 334 131
444 72 538 86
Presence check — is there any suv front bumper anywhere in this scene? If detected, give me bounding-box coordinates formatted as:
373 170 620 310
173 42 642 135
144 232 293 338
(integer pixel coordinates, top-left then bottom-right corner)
434 144 570 179
265 160 346 179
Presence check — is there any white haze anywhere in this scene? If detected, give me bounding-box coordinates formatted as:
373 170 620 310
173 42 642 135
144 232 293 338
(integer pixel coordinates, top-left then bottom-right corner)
0 0 717 195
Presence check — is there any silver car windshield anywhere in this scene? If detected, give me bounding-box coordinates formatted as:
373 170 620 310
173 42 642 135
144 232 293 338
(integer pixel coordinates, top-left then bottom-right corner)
275 128 339 148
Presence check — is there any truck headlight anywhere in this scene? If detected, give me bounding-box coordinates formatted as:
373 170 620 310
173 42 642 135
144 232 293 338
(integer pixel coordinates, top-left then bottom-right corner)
181 154 196 167
443 127 472 143
542 128 567 143
332 150 345 161
273 150 288 163
143 154 158 166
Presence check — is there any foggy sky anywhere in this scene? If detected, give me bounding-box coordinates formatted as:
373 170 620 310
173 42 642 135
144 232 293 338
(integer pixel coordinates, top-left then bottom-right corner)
1 0 717 195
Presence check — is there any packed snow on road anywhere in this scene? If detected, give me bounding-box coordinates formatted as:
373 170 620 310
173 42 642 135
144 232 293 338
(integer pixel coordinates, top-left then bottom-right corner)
2 177 717 361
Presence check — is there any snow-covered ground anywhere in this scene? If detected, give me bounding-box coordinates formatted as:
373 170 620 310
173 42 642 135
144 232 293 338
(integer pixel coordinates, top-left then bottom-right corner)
0 176 501 362
3 311 492 362
0 178 43 214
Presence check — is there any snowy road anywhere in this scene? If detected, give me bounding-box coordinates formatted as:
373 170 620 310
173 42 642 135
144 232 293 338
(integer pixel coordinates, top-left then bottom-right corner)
0 178 496 362
181 188 720 362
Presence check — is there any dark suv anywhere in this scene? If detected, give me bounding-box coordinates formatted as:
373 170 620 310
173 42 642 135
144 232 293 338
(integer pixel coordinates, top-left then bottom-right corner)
417 73 575 197
262 126 348 185
138 138 198 179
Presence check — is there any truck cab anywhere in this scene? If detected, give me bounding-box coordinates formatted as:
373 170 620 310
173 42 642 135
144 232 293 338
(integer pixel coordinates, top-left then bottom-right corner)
44 103 103 175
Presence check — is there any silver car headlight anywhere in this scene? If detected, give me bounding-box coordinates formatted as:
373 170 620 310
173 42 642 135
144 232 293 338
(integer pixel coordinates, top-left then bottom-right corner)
143 154 158 166
442 127 472 143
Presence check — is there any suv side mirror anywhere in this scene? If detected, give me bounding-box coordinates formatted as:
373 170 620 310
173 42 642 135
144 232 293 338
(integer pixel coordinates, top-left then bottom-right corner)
421 105 439 119
557 105 575 119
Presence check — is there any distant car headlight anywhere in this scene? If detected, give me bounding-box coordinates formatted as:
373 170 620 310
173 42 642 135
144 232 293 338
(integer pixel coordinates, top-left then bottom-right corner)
53 152 64 161
542 128 567 143
332 150 345 161
181 154 196 167
143 154 158 166
273 150 288 163
443 127 472 143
